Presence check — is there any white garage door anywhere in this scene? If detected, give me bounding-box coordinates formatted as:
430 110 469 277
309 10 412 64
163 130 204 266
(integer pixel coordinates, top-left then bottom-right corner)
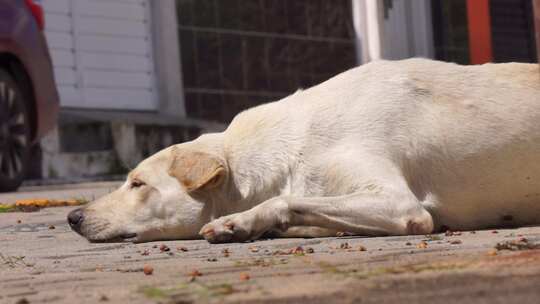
42 0 157 110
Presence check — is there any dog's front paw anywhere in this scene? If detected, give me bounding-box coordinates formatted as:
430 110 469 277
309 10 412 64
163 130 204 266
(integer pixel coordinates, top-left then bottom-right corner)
200 198 290 243
199 214 255 243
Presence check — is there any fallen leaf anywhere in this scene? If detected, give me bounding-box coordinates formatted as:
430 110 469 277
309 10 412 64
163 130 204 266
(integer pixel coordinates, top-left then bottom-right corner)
15 199 88 208
292 246 304 254
188 269 202 277
416 241 428 249
495 238 540 251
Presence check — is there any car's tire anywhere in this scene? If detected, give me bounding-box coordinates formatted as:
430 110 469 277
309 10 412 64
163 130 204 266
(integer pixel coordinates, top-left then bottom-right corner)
0 68 32 192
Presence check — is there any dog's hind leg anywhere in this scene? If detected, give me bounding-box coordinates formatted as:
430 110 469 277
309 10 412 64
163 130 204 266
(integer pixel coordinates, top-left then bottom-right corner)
200 188 433 243
269 226 340 238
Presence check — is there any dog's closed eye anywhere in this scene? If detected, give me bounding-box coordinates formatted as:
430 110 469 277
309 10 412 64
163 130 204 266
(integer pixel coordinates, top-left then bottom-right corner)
130 179 146 189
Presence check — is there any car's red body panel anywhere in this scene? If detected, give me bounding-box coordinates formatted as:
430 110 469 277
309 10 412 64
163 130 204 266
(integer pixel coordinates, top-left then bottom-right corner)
0 0 59 140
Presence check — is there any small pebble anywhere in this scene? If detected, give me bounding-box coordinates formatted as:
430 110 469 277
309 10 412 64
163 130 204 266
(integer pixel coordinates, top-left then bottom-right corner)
99 295 109 302
159 244 170 252
445 230 462 236
239 273 250 281
143 265 154 275
339 242 351 249
188 269 202 277
48 225 55 230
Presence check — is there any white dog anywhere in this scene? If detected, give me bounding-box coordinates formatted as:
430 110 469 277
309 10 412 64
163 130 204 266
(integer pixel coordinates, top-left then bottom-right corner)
67 58 540 243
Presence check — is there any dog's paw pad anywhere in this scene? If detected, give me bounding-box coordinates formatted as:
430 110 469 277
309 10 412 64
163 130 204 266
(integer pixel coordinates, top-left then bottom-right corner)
200 220 236 243
200 217 252 243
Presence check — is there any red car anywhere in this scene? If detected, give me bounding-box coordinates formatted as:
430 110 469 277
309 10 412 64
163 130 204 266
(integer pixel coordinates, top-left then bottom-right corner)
0 0 59 192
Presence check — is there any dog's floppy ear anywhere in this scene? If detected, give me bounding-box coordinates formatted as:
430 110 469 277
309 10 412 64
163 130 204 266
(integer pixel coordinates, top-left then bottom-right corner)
168 146 226 192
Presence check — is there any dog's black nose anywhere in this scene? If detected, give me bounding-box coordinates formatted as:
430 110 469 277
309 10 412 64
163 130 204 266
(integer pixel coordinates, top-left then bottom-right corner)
67 208 84 232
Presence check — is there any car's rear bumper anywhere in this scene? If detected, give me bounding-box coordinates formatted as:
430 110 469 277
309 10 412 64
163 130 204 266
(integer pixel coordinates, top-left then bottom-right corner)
23 35 60 140
0 34 60 141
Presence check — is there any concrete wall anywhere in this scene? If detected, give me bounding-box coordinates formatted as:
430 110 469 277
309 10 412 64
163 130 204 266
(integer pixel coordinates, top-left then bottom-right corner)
39 115 220 179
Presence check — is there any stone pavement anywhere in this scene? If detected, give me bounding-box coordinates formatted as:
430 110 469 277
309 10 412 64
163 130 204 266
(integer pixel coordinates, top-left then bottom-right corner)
1 184 540 303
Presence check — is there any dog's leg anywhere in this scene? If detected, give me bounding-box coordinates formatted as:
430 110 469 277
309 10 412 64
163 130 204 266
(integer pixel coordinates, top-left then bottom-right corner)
200 190 433 243
279 226 340 238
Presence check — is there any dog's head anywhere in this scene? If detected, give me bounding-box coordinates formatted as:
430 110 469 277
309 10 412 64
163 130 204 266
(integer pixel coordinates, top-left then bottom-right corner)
67 136 229 242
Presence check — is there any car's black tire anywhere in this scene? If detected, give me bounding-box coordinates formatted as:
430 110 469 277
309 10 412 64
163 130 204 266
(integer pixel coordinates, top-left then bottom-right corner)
0 68 32 192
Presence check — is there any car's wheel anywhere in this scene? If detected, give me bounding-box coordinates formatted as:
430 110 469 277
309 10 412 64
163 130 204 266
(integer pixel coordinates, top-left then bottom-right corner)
0 68 31 192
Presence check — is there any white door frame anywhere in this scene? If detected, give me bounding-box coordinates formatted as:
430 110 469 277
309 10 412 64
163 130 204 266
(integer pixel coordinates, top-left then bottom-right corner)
352 0 435 63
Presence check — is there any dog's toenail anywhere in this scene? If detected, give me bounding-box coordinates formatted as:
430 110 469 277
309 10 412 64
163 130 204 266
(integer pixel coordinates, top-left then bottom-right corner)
202 228 215 235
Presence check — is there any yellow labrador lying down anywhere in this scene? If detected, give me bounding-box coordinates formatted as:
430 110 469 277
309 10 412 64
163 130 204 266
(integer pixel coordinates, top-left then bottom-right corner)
68 58 540 243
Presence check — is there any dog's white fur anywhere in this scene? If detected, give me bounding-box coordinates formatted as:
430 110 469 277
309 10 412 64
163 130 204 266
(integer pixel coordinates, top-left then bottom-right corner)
72 58 540 243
